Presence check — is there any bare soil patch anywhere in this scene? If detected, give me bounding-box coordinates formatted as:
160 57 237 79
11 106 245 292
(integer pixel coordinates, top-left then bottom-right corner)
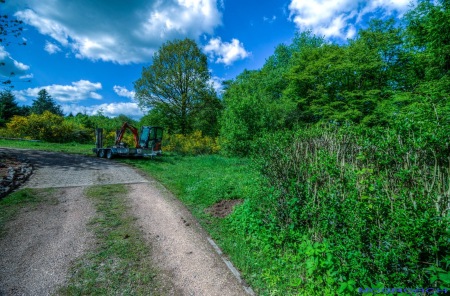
206 199 243 218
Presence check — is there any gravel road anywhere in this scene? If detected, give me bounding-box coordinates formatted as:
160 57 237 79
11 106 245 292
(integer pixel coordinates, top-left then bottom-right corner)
0 148 250 296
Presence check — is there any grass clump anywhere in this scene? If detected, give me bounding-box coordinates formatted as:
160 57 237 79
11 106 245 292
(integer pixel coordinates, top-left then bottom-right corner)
60 184 161 295
0 189 43 236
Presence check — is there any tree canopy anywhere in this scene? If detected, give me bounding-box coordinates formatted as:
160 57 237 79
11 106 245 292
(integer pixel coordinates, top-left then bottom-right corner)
220 1 450 156
31 89 64 116
0 90 22 126
134 38 220 135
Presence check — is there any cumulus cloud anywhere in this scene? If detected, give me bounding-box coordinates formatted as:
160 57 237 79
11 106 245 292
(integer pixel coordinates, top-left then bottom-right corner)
44 41 61 54
288 0 416 39
0 45 31 78
113 85 136 99
13 0 222 64
13 80 102 102
204 37 250 65
61 102 144 119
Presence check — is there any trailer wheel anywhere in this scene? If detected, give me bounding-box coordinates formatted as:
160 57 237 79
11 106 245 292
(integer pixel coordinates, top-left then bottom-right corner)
106 149 113 159
99 149 106 158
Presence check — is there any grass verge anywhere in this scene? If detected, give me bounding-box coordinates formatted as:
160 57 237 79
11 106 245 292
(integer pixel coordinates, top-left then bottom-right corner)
59 184 162 295
119 154 265 292
0 139 93 155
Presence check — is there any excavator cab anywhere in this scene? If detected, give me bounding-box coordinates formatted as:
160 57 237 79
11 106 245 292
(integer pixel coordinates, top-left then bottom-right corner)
139 126 163 152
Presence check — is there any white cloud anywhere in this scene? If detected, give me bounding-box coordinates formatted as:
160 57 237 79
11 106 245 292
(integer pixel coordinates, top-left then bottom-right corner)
0 45 31 78
113 85 136 99
263 15 277 23
288 0 416 39
13 80 102 102
19 73 33 80
62 102 144 119
13 0 222 64
209 75 224 94
204 37 250 65
44 41 61 54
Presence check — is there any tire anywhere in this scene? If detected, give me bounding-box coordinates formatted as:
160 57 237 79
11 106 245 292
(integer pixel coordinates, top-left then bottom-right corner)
106 149 113 159
99 149 106 158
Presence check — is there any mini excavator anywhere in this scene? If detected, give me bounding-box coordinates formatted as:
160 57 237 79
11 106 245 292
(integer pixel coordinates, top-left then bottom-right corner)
92 122 163 159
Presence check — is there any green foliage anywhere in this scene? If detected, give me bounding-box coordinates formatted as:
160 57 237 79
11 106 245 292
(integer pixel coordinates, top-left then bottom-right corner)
30 89 63 116
134 38 220 135
0 90 21 126
220 4 450 156
233 115 450 293
406 0 450 82
163 130 220 155
5 111 91 142
220 32 325 156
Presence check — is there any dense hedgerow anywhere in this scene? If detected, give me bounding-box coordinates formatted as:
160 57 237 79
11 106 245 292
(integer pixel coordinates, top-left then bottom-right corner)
229 119 450 294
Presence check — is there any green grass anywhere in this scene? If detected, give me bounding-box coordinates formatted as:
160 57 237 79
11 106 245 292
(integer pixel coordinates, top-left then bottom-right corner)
60 184 162 295
119 154 267 292
0 139 93 155
120 153 259 224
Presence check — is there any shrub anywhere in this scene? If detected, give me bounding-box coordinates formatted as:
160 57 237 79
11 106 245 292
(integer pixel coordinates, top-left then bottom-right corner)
6 111 92 143
233 122 450 293
163 130 220 155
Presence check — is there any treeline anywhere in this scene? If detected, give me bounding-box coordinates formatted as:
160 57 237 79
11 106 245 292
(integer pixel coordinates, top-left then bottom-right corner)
222 1 450 293
220 2 450 155
0 88 220 154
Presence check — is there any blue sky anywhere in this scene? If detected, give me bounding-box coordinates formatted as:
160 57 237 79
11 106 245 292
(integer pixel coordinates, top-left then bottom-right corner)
1 0 416 118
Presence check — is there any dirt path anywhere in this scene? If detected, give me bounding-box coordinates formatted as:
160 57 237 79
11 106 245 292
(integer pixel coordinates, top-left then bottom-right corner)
0 187 94 296
128 182 250 296
0 149 250 295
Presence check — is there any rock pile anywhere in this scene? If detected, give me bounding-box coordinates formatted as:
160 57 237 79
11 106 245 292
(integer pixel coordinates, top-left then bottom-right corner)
0 154 33 199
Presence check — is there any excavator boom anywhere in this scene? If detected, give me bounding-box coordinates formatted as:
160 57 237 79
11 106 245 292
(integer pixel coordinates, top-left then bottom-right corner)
115 122 141 148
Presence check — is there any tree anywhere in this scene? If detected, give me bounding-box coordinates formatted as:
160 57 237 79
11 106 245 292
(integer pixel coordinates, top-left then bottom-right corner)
405 0 450 94
0 0 25 47
1 0 27 90
0 90 20 126
134 38 218 135
31 89 64 116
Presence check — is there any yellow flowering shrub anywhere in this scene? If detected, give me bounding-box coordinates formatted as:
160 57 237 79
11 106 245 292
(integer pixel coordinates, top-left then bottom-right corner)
163 130 220 155
102 130 136 147
6 111 91 143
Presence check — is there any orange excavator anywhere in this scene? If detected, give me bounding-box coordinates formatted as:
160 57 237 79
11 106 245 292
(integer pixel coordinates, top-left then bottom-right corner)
93 122 163 159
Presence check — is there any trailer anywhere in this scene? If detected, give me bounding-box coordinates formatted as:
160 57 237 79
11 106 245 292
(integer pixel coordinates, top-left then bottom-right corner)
92 123 163 159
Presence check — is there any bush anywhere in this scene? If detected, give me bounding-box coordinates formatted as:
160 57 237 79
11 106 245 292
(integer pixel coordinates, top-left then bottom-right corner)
163 130 220 155
6 111 92 143
232 122 450 293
